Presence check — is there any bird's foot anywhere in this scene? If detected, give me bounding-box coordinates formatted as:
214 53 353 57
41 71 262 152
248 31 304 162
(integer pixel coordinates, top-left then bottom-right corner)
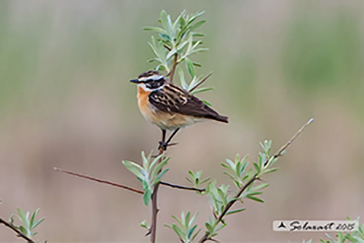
158 141 178 151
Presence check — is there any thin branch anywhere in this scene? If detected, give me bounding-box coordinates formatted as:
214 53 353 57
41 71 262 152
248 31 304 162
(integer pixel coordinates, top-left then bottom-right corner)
54 167 143 195
163 44 171 51
160 181 205 192
198 118 314 242
188 72 213 93
169 53 178 83
0 217 35 243
269 117 315 163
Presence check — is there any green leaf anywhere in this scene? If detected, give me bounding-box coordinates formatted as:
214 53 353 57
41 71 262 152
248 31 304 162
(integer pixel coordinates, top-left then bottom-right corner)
193 62 202 67
190 87 214 95
246 195 264 203
199 177 210 184
154 168 169 184
205 222 213 233
18 225 28 236
149 153 165 172
192 32 205 37
166 49 177 62
17 208 27 226
185 58 195 78
178 11 186 27
31 218 45 230
253 162 260 173
191 47 209 54
151 157 170 180
172 224 184 239
143 189 152 206
178 67 188 90
29 209 38 228
200 100 211 107
141 151 149 169
122 161 144 179
159 33 171 42
177 40 189 52
226 208 246 215
143 26 167 34
188 224 198 239
192 229 201 241
252 182 269 191
189 20 206 32
159 10 169 31
140 220 150 229
187 11 205 25
263 167 279 174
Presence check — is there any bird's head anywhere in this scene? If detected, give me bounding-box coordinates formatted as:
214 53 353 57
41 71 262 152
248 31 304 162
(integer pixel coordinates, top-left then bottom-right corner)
130 70 167 91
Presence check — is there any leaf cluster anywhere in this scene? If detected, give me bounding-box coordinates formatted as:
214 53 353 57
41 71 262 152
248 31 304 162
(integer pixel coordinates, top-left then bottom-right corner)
320 218 364 243
145 10 213 95
165 212 200 243
11 208 45 240
185 170 210 193
122 151 169 206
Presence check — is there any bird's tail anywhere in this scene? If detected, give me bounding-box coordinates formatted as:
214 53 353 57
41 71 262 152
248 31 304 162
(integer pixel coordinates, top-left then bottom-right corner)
205 114 228 123
214 115 228 123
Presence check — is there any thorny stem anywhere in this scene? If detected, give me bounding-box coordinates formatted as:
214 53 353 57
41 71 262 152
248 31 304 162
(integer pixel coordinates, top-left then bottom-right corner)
0 217 35 243
198 118 314 242
54 167 143 194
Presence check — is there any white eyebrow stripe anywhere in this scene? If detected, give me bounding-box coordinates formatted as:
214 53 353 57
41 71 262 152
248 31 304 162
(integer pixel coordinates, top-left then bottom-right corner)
139 75 164 82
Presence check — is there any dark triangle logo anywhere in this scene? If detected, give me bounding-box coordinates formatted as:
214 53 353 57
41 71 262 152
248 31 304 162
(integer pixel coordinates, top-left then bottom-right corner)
278 222 286 228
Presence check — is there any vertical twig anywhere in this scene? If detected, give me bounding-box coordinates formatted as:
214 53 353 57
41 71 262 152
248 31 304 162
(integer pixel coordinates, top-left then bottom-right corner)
149 132 165 243
169 53 178 83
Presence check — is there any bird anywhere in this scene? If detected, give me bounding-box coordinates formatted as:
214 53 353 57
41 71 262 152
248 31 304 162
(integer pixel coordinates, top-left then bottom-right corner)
130 70 228 150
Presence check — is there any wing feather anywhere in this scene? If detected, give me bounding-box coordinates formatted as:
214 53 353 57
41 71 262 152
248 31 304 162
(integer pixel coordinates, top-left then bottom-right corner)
149 83 228 123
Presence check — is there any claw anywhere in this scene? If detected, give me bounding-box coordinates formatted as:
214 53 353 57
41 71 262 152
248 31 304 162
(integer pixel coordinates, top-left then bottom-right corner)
158 141 178 151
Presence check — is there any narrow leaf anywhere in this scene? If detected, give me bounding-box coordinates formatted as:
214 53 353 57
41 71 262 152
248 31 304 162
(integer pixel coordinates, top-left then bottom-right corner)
172 224 184 239
143 26 167 34
122 161 144 179
190 87 214 95
246 195 264 203
153 168 169 184
185 58 195 78
31 218 45 230
143 190 152 206
226 208 246 215
201 100 211 106
189 20 206 32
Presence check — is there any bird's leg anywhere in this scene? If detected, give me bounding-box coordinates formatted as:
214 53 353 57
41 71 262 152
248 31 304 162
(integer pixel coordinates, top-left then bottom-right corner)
152 129 166 158
158 128 180 151
159 129 166 151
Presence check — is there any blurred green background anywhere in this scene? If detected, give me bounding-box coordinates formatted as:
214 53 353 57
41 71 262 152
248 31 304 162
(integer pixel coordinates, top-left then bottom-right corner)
0 0 363 242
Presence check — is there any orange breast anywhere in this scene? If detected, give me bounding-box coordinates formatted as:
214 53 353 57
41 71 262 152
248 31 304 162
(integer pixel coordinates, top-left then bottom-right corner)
137 86 154 122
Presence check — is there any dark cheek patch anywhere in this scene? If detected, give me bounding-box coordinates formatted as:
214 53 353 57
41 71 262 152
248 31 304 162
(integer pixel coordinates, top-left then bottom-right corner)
148 80 164 89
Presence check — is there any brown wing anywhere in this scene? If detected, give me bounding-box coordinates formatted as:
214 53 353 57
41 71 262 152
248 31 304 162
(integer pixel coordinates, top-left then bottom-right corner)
149 83 228 123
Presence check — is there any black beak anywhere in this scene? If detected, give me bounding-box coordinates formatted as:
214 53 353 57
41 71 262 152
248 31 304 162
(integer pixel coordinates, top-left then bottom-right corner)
130 79 140 84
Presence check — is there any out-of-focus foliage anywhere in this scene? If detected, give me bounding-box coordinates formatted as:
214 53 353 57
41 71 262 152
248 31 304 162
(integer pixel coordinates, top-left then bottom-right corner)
320 218 364 243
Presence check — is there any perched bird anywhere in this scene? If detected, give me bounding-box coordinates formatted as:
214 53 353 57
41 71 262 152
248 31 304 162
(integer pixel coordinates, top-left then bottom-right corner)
130 70 228 149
